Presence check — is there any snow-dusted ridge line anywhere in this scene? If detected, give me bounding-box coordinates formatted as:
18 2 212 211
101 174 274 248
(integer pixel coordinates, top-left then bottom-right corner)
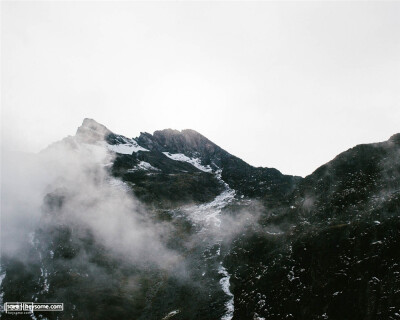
162 152 212 172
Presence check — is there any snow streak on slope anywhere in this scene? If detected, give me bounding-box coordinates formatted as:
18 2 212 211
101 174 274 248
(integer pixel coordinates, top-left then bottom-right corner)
0 268 5 306
162 152 212 172
107 137 148 154
183 169 235 320
128 161 160 172
185 188 235 228
162 310 181 319
218 264 234 320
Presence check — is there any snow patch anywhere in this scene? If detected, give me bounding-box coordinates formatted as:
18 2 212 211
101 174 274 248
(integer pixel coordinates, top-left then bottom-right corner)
0 268 5 306
162 310 180 319
184 169 235 228
219 264 234 320
40 267 50 293
162 152 212 172
128 161 160 172
107 138 148 154
182 168 236 320
185 188 235 228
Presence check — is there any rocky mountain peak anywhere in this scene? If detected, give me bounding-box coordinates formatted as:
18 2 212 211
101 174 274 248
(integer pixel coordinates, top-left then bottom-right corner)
76 118 112 143
137 128 220 156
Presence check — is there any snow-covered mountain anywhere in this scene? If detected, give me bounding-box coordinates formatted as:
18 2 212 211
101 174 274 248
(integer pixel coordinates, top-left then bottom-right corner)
1 119 399 320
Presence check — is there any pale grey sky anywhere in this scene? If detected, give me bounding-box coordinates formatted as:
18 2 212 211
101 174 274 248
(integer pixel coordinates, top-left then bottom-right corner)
1 1 399 177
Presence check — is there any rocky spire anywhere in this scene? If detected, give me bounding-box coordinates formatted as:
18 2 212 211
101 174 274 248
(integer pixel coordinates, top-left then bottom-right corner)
75 118 112 143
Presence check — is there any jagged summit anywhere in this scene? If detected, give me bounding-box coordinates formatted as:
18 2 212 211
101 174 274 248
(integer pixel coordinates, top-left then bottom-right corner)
76 118 112 143
70 119 300 201
79 118 111 132
75 120 215 155
137 128 220 157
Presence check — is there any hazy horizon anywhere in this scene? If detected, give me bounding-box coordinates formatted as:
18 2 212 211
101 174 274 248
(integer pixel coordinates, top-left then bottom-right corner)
2 1 399 177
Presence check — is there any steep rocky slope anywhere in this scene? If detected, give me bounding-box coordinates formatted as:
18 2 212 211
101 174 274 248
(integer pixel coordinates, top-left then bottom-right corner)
226 133 400 319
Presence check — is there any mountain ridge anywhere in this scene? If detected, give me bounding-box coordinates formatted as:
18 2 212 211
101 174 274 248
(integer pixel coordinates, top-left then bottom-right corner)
78 117 399 180
74 118 302 206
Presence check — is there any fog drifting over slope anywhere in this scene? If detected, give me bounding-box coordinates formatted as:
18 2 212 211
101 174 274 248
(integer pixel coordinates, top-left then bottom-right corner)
1 132 180 270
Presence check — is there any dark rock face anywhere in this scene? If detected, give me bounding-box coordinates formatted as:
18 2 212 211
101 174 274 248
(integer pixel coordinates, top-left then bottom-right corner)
1 118 399 320
111 152 224 208
226 134 400 320
227 217 400 320
138 129 218 156
137 128 301 202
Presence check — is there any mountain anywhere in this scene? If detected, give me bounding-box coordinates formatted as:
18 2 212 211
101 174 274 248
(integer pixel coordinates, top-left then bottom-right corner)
136 128 301 202
1 119 399 320
227 132 400 319
81 118 300 207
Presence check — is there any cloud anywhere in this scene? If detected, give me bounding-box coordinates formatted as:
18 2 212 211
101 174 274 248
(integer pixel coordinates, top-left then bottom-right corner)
1 131 179 270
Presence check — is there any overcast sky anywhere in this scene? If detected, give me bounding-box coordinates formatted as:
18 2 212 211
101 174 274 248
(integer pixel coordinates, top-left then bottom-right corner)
1 1 399 177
